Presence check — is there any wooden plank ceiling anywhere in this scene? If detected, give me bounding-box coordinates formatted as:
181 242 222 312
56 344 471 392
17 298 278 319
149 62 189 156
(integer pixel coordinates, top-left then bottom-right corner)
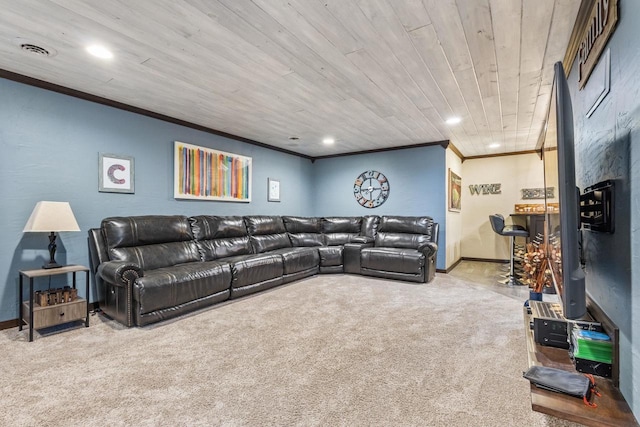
0 0 581 158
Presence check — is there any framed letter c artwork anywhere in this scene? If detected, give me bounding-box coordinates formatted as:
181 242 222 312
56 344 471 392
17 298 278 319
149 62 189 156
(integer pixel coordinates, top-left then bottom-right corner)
99 153 135 194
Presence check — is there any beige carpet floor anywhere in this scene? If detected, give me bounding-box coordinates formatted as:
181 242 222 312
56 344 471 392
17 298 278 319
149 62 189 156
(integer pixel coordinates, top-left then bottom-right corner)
1 272 580 426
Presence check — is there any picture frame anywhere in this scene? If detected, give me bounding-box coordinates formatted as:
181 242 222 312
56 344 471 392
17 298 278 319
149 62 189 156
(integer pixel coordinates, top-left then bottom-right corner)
585 48 610 118
174 141 252 202
268 178 280 202
448 169 461 212
99 153 135 194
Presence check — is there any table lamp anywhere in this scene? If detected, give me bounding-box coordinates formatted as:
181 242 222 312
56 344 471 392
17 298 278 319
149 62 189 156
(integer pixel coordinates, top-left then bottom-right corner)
23 201 81 269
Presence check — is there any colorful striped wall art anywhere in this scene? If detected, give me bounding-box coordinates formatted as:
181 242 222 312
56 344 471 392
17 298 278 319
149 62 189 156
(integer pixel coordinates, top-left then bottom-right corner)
174 141 252 202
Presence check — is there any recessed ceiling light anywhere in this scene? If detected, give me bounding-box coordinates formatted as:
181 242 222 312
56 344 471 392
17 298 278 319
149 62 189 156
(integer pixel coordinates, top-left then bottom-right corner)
323 137 335 145
86 45 113 59
489 143 501 149
445 117 461 125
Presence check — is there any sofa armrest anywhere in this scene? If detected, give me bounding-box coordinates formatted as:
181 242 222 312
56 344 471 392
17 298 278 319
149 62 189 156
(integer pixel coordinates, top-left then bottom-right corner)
418 242 438 258
97 261 143 287
344 242 373 274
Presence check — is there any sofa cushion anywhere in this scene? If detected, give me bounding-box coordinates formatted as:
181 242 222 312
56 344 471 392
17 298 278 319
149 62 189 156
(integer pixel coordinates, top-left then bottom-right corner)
361 215 380 238
133 261 231 314
244 215 291 253
109 242 201 271
250 234 291 253
378 216 434 236
375 216 435 250
190 216 251 260
361 247 425 274
223 253 284 288
321 217 362 233
326 233 358 246
102 216 200 270
201 236 253 260
244 215 286 235
270 247 320 275
190 215 247 239
375 233 433 250
283 216 324 247
283 216 321 233
322 217 362 245
318 246 343 267
103 215 194 248
288 232 325 247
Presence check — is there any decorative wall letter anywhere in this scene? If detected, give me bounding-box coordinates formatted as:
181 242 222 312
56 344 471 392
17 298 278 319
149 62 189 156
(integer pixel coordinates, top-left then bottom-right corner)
468 184 502 195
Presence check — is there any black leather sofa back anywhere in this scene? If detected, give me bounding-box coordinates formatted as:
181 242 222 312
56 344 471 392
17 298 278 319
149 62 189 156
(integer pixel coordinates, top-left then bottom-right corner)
190 216 252 260
361 215 381 239
283 216 325 247
375 215 435 249
322 217 363 245
102 215 200 270
244 216 292 254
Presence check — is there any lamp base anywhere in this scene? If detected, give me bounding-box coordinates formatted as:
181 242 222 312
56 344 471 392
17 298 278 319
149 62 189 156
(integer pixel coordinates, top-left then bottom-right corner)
42 262 63 269
44 232 62 269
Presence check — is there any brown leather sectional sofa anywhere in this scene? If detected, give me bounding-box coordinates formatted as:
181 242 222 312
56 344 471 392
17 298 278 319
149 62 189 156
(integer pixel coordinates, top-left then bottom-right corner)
88 215 438 327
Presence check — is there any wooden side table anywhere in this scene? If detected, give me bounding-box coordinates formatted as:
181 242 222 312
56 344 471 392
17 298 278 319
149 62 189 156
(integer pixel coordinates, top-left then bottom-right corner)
19 265 90 342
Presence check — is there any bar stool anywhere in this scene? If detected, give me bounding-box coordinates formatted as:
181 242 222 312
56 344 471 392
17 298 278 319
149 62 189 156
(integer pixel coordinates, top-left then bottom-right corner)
489 214 529 286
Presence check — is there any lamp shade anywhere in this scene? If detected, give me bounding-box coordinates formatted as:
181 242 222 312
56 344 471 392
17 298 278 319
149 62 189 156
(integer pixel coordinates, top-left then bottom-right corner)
23 201 81 232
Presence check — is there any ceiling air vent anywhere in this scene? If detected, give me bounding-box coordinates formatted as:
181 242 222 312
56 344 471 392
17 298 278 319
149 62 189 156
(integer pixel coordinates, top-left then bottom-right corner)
13 38 58 57
21 43 51 56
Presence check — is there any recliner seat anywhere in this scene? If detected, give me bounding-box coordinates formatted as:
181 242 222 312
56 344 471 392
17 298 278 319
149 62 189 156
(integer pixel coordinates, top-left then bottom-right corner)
360 216 438 283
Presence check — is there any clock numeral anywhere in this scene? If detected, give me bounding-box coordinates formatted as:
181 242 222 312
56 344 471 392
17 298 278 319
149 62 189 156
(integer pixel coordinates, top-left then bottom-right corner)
354 187 360 193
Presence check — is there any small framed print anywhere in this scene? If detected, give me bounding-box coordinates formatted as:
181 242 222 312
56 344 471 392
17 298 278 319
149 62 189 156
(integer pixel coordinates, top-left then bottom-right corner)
448 169 461 212
99 153 134 194
268 178 280 202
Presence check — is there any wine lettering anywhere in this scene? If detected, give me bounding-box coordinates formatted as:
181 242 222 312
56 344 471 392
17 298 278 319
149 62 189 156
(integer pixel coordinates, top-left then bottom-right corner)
469 184 501 195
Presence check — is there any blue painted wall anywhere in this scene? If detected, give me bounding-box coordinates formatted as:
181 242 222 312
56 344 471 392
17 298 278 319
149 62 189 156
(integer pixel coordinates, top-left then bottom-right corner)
567 0 640 415
0 78 448 324
312 146 447 270
0 78 314 322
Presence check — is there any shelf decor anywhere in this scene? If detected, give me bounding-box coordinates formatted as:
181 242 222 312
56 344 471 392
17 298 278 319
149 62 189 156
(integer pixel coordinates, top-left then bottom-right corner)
174 141 252 202
521 187 554 200
99 153 135 193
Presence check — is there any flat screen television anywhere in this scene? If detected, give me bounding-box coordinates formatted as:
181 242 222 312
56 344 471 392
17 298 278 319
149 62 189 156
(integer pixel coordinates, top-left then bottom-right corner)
542 61 587 320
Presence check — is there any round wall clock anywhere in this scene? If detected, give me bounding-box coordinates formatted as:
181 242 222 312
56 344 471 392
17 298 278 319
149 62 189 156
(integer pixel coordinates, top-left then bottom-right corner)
353 170 390 208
